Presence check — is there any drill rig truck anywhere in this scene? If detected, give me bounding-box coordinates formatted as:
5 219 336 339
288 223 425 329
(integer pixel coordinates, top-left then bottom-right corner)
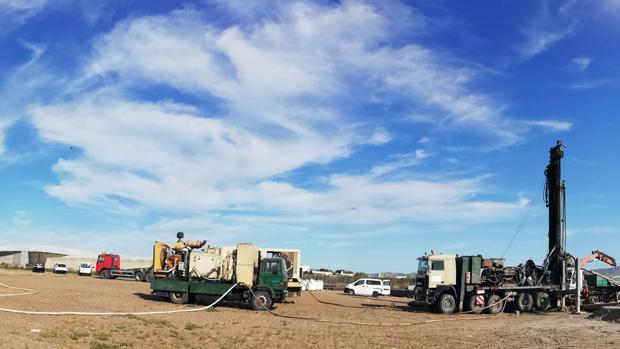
414 141 577 314
150 233 288 310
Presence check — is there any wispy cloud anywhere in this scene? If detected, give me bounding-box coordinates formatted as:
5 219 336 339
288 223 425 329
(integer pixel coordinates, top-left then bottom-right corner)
0 0 47 31
0 118 10 155
368 127 392 145
569 79 616 90
568 55 592 71
526 119 572 131
517 1 577 61
11 210 30 226
0 41 49 156
23 2 533 239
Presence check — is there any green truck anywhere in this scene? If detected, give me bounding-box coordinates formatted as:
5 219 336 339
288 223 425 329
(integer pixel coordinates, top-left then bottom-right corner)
414 254 573 314
150 233 288 310
582 272 620 304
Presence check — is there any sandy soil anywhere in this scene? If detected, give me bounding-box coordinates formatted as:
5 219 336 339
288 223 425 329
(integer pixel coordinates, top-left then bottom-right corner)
1 269 619 349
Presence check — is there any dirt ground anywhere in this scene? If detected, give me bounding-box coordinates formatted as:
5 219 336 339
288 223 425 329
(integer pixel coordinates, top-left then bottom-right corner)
1 269 619 349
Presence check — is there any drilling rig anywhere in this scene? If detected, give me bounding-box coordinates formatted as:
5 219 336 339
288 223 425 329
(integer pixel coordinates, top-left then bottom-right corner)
413 141 577 313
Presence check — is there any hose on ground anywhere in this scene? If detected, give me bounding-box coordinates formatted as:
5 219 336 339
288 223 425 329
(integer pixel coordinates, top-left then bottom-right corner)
308 290 510 315
0 280 238 316
249 289 511 327
0 282 38 297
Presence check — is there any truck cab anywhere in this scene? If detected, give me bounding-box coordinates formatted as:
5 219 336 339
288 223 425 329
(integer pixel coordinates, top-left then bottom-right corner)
415 254 457 306
258 257 288 302
96 253 120 278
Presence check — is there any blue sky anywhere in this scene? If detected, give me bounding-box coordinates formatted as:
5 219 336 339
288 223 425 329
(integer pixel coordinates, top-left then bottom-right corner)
0 0 619 272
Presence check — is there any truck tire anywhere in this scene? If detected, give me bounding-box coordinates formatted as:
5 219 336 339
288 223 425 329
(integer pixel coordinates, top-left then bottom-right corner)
486 294 503 314
251 290 273 311
534 292 550 311
134 271 144 282
438 294 456 314
145 270 153 283
100 269 111 279
372 291 380 297
466 295 484 314
347 289 355 296
169 292 189 304
516 293 533 312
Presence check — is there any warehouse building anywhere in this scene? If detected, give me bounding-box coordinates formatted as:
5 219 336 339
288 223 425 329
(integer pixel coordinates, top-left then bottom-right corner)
0 250 151 272
0 250 67 267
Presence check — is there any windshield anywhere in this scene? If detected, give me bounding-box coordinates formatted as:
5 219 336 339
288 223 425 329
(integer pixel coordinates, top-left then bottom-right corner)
80 264 90 268
57 264 66 268
417 258 428 274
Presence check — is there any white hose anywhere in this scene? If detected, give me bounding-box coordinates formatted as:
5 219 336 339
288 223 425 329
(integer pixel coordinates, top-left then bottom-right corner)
0 282 38 297
0 280 239 316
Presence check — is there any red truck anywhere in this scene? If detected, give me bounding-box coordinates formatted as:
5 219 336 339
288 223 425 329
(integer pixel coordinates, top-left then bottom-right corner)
96 253 152 282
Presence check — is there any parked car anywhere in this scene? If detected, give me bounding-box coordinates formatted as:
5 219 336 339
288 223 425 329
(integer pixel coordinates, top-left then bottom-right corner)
53 263 68 274
32 263 45 273
79 262 92 276
344 278 391 297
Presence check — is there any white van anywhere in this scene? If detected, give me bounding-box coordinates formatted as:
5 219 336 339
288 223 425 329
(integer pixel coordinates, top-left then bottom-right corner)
53 263 68 274
79 262 93 276
344 278 391 297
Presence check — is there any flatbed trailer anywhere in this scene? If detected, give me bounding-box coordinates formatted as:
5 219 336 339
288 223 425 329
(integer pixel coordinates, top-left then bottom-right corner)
105 267 153 282
150 277 287 310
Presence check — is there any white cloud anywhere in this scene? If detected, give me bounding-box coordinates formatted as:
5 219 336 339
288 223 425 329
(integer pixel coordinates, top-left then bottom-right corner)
526 119 572 131
0 0 47 30
368 127 391 145
31 97 351 210
0 118 11 155
79 3 523 146
28 2 528 232
11 210 30 226
517 2 578 61
0 41 51 157
519 28 572 61
570 56 592 71
568 79 615 90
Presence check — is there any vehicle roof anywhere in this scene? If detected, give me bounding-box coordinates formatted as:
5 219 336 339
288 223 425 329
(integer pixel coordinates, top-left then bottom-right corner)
357 278 382 281
418 254 456 259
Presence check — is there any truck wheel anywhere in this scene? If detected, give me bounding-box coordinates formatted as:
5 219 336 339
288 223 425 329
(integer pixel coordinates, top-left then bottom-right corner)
169 292 189 304
347 289 355 296
372 291 380 297
466 295 484 314
486 294 503 314
251 290 273 311
438 294 456 314
534 292 550 311
516 293 533 312
145 270 153 283
134 271 144 282
101 269 111 279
